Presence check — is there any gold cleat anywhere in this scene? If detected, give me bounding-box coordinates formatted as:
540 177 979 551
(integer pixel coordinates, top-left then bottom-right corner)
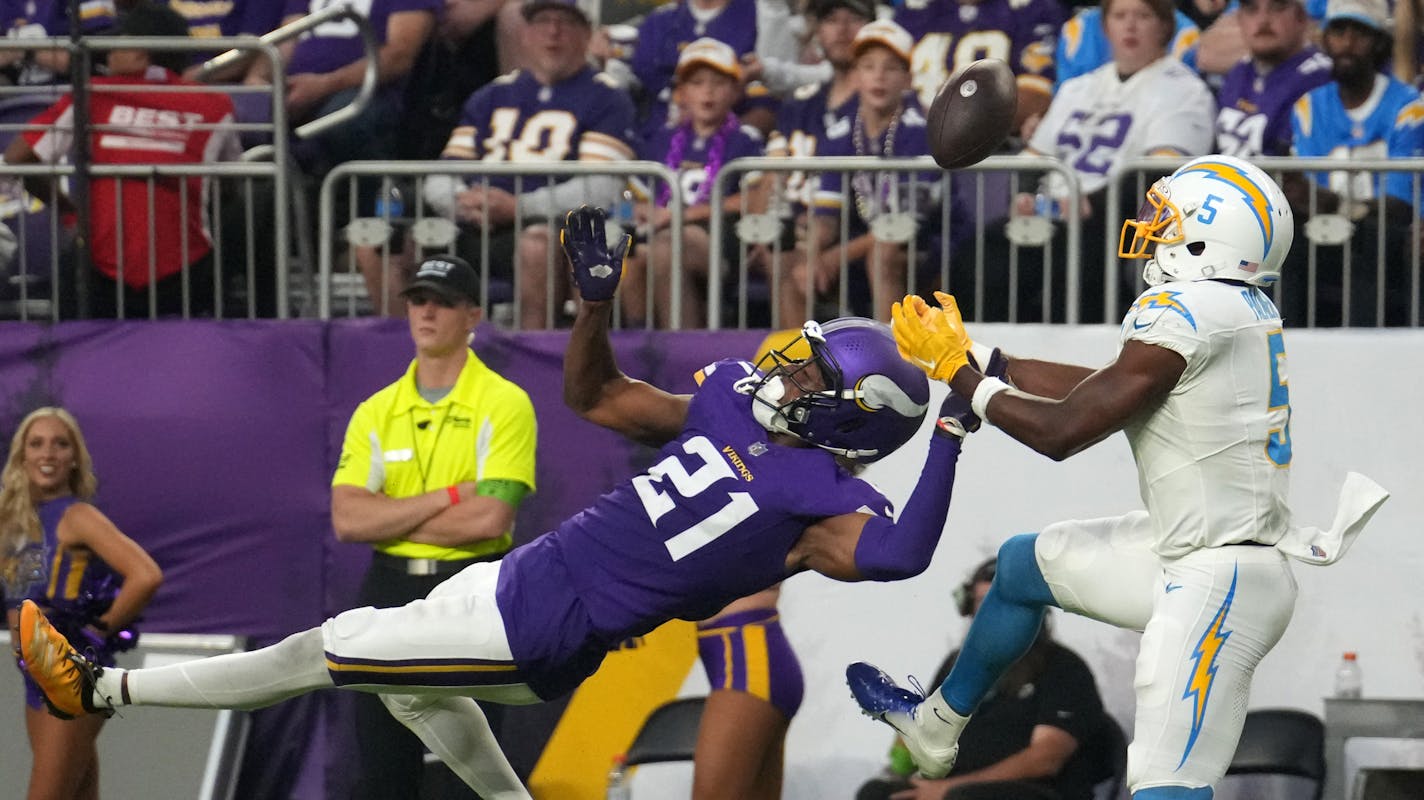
19 600 113 719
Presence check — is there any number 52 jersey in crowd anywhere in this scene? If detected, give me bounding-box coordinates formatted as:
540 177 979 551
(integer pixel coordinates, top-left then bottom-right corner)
494 359 894 699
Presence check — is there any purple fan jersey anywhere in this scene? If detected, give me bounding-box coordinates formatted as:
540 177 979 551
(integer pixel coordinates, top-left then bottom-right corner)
284 0 439 77
814 95 938 227
166 0 283 37
894 0 1063 109
1216 47 1331 157
768 83 857 211
632 0 759 136
441 66 637 195
494 359 893 698
638 122 765 205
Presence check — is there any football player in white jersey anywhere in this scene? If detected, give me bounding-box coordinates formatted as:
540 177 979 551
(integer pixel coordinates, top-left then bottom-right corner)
849 155 1390 798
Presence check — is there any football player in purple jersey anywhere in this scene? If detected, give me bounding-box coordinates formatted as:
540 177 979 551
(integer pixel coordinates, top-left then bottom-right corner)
1215 0 1332 157
18 206 982 800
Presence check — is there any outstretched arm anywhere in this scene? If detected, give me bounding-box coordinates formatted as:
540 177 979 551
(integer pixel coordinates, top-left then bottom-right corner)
788 395 971 581
893 292 1184 461
562 206 690 448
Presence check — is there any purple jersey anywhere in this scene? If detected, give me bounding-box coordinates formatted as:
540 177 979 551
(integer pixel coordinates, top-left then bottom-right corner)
632 0 759 135
894 0 1063 109
494 359 893 699
0 0 114 84
441 67 637 195
1216 47 1331 157
638 120 765 205
814 94 939 227
284 0 439 77
166 0 283 38
768 82 857 210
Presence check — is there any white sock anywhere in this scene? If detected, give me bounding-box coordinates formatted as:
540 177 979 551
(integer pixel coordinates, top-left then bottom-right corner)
921 688 972 741
381 693 531 799
122 629 334 710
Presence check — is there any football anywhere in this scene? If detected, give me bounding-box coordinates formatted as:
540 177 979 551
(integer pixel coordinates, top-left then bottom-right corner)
925 58 1018 170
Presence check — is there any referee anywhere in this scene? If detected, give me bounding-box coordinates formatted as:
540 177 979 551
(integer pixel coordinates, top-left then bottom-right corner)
331 255 536 800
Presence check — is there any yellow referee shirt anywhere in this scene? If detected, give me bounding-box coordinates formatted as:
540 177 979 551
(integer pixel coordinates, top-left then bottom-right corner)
333 349 537 560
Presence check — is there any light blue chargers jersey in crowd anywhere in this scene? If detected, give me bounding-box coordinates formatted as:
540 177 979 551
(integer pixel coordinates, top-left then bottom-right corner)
1291 75 1423 204
1056 6 1200 87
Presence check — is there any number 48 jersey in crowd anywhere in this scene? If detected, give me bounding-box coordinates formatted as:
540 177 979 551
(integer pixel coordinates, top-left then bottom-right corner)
494 359 893 698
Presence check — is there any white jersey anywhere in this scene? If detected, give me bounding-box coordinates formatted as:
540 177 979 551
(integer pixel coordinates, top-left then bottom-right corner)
1118 279 1291 558
1031 56 1215 197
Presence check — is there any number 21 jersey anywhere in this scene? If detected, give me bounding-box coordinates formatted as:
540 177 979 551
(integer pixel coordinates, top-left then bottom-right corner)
495 359 893 698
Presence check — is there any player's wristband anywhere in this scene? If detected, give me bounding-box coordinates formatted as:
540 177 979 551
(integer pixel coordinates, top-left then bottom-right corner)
447 486 460 506
969 341 996 375
971 377 1010 421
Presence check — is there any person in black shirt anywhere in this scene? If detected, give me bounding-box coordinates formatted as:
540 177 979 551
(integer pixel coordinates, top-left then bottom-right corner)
857 558 1114 800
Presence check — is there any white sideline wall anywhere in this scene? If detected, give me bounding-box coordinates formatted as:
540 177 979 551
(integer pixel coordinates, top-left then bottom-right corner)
636 324 1424 800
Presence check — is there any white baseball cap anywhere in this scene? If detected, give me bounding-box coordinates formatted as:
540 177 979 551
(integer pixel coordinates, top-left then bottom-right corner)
676 38 742 82
1325 0 1391 33
852 19 914 65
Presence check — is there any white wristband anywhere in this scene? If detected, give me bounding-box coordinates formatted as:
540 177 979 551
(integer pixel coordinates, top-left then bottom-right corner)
971 377 1011 422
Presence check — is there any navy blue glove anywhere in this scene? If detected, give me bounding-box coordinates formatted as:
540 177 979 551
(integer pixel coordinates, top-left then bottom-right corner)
934 388 980 439
971 346 1008 381
560 205 631 302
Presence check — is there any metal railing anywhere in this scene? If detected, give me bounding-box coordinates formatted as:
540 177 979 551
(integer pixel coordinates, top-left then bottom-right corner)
707 154 1085 328
317 160 685 325
1110 156 1424 328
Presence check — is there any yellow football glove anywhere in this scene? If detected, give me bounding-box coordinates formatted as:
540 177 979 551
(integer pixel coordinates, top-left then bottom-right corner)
891 295 969 383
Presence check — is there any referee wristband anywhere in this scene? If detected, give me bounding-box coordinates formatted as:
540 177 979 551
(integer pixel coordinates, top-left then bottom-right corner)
971 377 1011 421
447 485 461 506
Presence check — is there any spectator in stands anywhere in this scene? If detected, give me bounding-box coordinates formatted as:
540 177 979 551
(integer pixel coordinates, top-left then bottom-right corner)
621 38 765 328
2 2 241 319
151 0 284 76
854 557 1113 800
895 0 1065 139
1287 0 1424 326
0 0 116 86
415 0 635 329
625 0 779 138
3 407 162 800
249 0 437 179
984 0 1214 324
1215 0 1332 157
1056 0 1200 91
762 0 872 324
397 0 504 161
780 20 936 324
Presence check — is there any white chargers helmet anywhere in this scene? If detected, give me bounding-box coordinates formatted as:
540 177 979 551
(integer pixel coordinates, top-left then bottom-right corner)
1119 155 1293 287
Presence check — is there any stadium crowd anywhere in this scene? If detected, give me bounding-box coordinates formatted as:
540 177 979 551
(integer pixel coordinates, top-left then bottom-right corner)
0 0 1422 326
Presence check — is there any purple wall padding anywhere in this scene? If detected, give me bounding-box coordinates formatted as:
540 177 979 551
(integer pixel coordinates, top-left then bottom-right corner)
0 320 767 799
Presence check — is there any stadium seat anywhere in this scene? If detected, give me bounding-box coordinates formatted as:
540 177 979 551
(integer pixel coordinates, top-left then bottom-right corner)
1221 708 1325 800
624 696 706 768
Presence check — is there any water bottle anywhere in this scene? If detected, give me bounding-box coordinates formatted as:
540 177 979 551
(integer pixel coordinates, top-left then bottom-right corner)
606 753 631 800
888 739 916 777
1034 192 1061 220
1334 651 1363 699
613 189 636 232
374 183 406 254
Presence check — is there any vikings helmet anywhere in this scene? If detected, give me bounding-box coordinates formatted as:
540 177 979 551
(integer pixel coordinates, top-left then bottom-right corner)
1119 155 1293 287
750 318 929 462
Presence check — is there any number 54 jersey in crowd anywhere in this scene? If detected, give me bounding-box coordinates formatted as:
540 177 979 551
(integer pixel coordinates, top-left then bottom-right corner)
495 359 894 699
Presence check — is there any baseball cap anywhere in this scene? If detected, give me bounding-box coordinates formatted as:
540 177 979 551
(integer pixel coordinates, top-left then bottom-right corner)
675 38 742 82
852 19 914 64
521 0 591 25
400 256 480 305
808 0 877 20
1324 0 1390 32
